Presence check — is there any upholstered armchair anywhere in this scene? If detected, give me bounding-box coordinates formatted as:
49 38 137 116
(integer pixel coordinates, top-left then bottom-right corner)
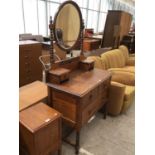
119 45 135 66
100 49 135 73
86 47 135 115
107 81 135 115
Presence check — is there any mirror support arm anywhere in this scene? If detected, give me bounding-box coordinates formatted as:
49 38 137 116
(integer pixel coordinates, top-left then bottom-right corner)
49 16 55 65
80 19 85 56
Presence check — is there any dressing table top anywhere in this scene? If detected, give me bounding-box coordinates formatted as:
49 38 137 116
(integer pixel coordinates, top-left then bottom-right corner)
47 68 111 97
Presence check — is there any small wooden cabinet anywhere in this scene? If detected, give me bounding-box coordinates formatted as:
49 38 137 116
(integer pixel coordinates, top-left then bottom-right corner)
19 81 48 112
19 40 42 87
19 102 62 155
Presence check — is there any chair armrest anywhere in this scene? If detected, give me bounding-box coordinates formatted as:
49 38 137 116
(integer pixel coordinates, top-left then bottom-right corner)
129 53 135 57
107 81 126 115
108 69 135 86
126 57 135 66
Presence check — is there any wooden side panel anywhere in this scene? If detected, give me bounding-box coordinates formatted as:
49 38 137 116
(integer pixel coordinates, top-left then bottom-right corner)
120 12 132 41
102 10 132 48
102 11 121 47
34 119 60 155
19 123 35 155
19 102 61 155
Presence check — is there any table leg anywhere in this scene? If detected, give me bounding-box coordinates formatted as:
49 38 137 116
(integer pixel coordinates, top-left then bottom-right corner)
103 103 107 119
75 131 80 155
58 149 61 155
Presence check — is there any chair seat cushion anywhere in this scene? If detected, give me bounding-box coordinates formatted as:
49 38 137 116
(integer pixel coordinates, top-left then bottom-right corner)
123 66 135 73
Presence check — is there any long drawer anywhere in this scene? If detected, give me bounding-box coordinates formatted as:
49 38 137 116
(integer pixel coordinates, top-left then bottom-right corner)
81 79 110 109
52 91 77 123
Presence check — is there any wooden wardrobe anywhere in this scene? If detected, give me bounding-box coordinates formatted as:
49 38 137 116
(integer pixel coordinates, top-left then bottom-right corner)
101 10 132 48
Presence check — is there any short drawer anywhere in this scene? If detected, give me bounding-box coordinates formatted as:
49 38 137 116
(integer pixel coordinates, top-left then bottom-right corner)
52 91 77 122
81 86 99 108
82 98 100 125
52 91 77 104
53 100 76 123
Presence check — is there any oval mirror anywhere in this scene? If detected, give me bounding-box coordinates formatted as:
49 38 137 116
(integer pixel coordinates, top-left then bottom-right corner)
53 1 82 52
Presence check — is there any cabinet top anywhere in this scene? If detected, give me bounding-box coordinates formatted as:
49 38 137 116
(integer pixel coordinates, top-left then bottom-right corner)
20 102 61 133
47 68 111 97
19 40 41 45
19 81 48 112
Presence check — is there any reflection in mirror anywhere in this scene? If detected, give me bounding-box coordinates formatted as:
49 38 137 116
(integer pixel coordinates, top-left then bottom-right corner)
55 3 80 49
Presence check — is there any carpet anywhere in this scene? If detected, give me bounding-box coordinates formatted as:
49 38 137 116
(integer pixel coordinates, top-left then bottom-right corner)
62 102 135 155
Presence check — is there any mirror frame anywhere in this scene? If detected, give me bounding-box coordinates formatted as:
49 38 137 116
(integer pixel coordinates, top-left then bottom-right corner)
53 1 83 52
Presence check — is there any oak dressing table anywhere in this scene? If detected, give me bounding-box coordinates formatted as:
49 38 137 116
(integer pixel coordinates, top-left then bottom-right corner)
39 1 111 154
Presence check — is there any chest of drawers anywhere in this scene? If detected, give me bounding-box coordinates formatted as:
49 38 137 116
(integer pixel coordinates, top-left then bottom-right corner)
47 68 111 154
19 40 42 87
19 102 62 155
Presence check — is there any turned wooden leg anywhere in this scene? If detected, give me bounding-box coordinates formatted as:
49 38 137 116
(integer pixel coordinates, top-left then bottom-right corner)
103 103 107 119
75 131 80 155
58 149 61 155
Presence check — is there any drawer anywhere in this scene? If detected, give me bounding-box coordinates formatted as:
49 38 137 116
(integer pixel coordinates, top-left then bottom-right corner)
81 86 99 108
52 91 77 122
53 91 77 104
82 98 101 125
53 100 76 123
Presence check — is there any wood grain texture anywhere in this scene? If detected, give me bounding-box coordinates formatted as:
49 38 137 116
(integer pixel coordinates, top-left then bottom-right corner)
19 81 48 112
20 102 61 155
48 67 111 131
83 38 101 51
47 68 111 97
19 40 42 87
101 10 132 48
